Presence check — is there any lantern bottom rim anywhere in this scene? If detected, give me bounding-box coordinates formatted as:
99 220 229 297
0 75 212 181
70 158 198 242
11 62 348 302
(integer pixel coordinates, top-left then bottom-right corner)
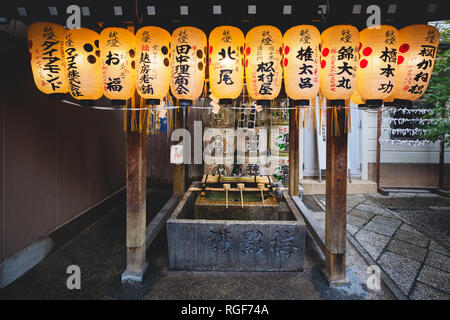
49 93 65 101
289 99 309 107
146 99 161 106
365 99 383 108
111 99 127 106
219 98 233 105
328 99 346 107
393 99 412 108
256 100 271 106
179 99 193 106
79 100 95 107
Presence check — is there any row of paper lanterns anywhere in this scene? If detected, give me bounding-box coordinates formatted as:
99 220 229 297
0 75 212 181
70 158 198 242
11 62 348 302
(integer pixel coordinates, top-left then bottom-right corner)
28 22 439 107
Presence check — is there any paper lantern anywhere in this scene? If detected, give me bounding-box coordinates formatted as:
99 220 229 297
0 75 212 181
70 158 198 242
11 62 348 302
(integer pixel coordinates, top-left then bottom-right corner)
209 26 244 104
283 25 320 106
28 22 69 98
356 26 399 108
383 92 396 106
99 27 136 104
136 26 171 105
245 25 283 105
170 27 207 106
320 25 359 105
391 24 440 106
63 28 102 104
351 90 364 105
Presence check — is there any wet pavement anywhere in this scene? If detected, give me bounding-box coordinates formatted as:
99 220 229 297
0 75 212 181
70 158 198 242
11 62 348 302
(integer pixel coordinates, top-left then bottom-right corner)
0 187 394 300
310 190 450 300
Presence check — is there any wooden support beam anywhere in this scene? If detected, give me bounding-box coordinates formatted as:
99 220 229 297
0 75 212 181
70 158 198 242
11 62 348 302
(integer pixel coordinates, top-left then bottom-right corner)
323 104 348 285
289 108 300 196
173 108 186 195
146 194 180 248
122 129 148 283
439 109 446 189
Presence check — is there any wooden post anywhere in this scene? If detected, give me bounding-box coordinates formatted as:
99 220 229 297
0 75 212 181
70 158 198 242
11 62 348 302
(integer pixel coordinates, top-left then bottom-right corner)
173 108 186 195
376 108 382 188
438 108 446 189
289 107 299 196
122 123 148 282
323 103 348 285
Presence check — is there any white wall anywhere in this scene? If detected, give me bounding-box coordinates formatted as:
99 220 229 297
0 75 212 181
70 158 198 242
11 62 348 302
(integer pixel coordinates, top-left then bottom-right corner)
361 109 450 176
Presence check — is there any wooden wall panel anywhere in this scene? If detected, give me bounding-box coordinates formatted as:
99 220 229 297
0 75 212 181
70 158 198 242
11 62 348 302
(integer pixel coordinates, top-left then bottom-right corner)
3 50 58 258
0 33 126 262
56 104 91 225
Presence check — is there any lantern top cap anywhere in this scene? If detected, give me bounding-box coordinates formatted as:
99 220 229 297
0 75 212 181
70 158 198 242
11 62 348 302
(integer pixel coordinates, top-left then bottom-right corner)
66 27 99 35
399 24 439 36
210 26 244 37
322 24 358 33
136 26 171 34
172 26 207 39
285 25 320 33
362 24 397 31
100 26 136 36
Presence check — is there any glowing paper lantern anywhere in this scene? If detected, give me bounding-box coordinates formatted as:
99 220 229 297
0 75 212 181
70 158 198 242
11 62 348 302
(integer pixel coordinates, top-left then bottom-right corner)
209 26 244 104
170 27 207 106
351 90 364 105
357 26 399 108
391 24 440 106
283 25 320 106
245 25 283 105
383 94 395 107
99 27 136 104
136 26 171 105
28 22 69 98
63 28 102 104
320 25 359 105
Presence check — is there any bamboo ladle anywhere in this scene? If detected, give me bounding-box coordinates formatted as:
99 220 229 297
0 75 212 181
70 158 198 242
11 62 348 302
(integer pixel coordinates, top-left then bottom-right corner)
237 183 245 208
223 183 231 208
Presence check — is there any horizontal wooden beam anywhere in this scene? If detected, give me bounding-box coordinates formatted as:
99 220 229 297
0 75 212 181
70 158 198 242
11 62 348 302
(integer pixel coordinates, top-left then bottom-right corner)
145 194 180 249
291 196 327 256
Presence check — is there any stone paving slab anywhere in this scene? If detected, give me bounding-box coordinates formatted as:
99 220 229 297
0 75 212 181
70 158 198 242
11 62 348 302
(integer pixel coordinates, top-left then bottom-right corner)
378 251 422 296
394 229 430 248
417 265 450 294
355 229 390 260
347 215 369 228
399 223 423 234
363 220 398 237
355 203 392 217
347 224 359 236
347 208 375 221
424 251 450 273
387 239 427 263
429 241 450 256
409 282 450 300
371 215 402 228
393 209 450 249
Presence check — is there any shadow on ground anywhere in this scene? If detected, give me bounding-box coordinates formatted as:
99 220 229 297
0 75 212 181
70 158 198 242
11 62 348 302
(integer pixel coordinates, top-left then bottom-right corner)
0 188 394 300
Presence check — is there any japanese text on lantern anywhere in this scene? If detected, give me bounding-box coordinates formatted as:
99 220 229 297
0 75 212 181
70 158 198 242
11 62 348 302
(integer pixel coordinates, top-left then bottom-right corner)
103 31 126 92
42 26 63 91
295 28 318 90
377 30 397 95
256 30 276 95
408 30 437 96
174 30 191 95
217 30 238 86
138 31 157 95
64 33 82 97
333 30 357 91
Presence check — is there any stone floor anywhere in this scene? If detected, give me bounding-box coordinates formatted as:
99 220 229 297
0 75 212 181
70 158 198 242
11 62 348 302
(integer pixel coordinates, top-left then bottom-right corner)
308 190 450 300
0 187 394 300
